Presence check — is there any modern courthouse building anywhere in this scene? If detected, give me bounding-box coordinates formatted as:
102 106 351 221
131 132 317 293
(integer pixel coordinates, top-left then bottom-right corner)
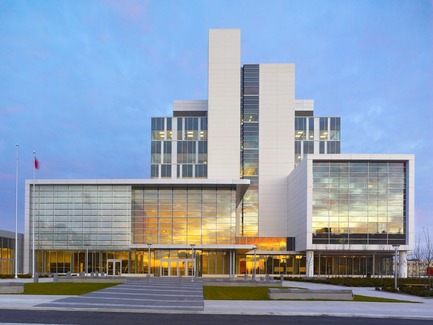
23 29 414 278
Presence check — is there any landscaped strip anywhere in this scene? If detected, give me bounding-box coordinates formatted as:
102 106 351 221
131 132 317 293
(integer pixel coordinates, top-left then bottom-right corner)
203 286 414 303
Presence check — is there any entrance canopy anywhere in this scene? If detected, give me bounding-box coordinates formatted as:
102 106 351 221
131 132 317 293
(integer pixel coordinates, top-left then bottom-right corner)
130 244 254 250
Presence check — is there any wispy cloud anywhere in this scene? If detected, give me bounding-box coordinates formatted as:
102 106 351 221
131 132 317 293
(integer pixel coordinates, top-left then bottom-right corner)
0 173 14 181
104 0 151 31
0 105 24 117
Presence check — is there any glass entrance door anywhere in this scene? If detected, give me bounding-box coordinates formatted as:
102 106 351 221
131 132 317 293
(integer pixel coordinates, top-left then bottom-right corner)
160 259 190 277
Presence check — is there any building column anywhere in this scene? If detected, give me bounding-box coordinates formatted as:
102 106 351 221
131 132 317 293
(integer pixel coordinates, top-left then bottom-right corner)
232 250 237 277
229 250 233 278
306 251 314 277
399 251 408 278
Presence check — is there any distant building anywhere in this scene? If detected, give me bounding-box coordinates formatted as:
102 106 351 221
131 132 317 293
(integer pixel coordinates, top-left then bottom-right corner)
0 229 23 275
24 29 414 277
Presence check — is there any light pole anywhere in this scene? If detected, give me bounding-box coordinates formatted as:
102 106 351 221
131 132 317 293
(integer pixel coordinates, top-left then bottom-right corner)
147 243 152 279
190 244 196 282
252 246 257 281
393 245 400 290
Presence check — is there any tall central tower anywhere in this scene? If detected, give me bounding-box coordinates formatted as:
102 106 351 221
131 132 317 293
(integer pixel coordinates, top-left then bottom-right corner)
207 29 241 179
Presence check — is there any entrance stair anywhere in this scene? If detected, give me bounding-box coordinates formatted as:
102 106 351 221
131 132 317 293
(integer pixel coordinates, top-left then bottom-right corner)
36 276 204 311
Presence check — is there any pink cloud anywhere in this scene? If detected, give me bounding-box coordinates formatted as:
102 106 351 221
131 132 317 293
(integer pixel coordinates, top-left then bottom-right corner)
105 0 152 32
0 173 15 180
0 105 24 117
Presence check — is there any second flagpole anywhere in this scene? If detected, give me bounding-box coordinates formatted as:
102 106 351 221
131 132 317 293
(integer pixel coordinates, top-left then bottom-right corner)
15 144 19 278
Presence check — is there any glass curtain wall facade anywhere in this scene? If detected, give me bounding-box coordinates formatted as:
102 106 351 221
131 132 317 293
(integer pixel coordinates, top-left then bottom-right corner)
132 187 236 245
240 64 260 237
312 161 406 245
29 184 131 274
28 183 242 275
31 185 131 250
313 254 395 276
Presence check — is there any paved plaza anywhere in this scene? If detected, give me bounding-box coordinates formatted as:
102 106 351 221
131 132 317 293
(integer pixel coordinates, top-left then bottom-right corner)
0 277 432 320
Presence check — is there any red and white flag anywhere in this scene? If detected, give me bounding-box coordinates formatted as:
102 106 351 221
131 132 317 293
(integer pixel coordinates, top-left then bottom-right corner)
34 157 39 170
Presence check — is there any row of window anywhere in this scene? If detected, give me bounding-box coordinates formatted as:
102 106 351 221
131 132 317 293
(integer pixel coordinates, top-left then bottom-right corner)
151 117 208 141
313 161 406 172
150 164 208 178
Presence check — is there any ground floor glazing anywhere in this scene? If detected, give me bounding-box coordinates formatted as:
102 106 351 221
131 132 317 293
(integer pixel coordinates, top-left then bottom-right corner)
34 249 397 277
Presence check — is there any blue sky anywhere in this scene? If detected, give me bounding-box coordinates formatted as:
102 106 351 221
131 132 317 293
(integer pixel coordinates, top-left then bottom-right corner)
0 0 432 237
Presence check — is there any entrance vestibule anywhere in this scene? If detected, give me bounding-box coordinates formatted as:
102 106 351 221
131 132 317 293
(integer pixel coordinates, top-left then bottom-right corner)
160 258 192 277
107 259 122 275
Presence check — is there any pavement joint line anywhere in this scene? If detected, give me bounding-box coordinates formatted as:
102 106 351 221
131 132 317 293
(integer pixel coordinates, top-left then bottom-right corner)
38 301 204 309
106 287 203 292
87 292 203 298
75 295 203 301
122 281 203 287
119 283 203 286
121 283 203 286
63 296 204 302
91 290 203 294
109 285 202 288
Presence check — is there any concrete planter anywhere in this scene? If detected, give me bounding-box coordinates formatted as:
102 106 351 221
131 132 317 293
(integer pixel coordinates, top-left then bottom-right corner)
268 288 353 300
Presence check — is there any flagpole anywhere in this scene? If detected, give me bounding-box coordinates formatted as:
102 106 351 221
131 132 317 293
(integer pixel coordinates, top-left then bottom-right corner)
32 151 36 278
15 144 19 279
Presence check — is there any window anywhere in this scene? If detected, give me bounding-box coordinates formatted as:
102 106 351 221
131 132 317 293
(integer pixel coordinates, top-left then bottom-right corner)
177 118 183 140
303 141 314 154
163 141 172 164
295 142 302 164
320 117 328 140
295 118 306 140
198 141 207 164
151 118 165 140
195 165 207 178
161 165 171 178
319 141 325 154
166 118 172 140
330 117 340 140
184 118 199 140
308 118 314 140
182 165 193 178
327 141 340 154
177 141 196 164
151 141 161 163
200 118 208 140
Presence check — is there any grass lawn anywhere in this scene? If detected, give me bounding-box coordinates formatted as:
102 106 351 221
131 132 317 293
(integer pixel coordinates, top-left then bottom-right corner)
353 295 418 303
23 282 121 295
203 286 414 303
204 286 272 300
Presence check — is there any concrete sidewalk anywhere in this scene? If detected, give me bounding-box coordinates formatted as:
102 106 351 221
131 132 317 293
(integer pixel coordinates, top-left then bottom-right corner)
0 278 432 320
